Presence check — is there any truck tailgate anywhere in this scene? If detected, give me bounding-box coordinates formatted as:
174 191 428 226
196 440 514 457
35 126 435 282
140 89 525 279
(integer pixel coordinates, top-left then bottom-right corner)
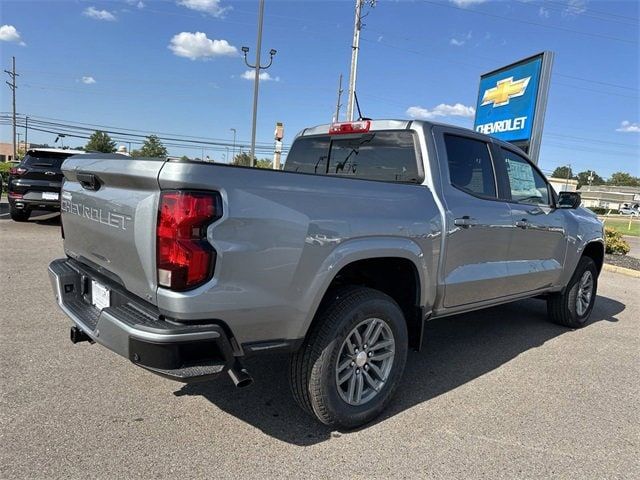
60 155 164 304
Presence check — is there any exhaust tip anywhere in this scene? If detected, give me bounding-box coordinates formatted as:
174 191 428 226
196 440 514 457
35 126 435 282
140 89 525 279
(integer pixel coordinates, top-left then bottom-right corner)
227 360 253 388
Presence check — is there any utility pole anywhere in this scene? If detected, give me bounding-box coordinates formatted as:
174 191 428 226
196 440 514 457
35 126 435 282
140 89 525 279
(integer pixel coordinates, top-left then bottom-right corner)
24 115 28 149
230 128 237 162
242 0 277 167
4 56 18 161
346 1 374 121
273 122 284 170
334 74 343 123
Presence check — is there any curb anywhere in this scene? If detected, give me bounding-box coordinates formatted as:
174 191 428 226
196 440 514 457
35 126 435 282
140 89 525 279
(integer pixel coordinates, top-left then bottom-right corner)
603 263 640 278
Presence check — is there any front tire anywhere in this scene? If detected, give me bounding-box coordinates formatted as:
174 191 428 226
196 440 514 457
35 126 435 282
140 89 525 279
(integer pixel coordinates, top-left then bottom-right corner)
289 287 408 429
547 257 598 328
10 207 30 222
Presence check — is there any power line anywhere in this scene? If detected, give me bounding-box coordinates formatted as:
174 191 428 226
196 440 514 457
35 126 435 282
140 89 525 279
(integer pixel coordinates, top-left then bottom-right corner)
517 0 639 26
0 116 289 156
421 0 637 44
363 37 639 100
3 113 281 149
544 0 640 22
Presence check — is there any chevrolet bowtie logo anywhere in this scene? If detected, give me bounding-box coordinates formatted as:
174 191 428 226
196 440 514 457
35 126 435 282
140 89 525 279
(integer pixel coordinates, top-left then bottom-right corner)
481 76 531 107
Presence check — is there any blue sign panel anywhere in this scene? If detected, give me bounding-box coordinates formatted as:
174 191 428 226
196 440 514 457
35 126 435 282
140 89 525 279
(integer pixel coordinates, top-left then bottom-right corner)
473 56 543 143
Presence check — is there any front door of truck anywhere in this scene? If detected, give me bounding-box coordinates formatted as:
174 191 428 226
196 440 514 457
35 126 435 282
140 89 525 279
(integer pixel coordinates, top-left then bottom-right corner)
495 146 567 293
434 130 514 308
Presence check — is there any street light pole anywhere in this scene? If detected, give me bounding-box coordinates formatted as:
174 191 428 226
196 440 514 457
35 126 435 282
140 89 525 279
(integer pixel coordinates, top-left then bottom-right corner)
230 128 236 162
242 0 277 167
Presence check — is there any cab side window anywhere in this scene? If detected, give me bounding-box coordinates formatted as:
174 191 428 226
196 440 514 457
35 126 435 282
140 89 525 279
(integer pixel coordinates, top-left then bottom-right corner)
444 134 497 198
500 148 550 206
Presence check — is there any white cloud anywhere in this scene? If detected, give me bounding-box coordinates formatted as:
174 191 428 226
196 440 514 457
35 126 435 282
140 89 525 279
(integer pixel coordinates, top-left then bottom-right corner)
539 6 550 18
125 0 145 8
406 103 476 120
177 0 230 18
450 31 472 47
0 25 25 45
83 7 117 21
564 0 587 16
169 31 237 60
450 0 487 7
616 121 640 133
81 76 96 84
241 70 279 82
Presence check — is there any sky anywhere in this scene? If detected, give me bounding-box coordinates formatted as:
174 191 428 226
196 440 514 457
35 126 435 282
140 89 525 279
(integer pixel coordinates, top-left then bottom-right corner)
0 0 638 177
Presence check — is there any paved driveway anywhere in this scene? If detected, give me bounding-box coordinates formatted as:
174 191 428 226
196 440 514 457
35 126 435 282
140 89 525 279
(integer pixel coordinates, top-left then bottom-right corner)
1 211 638 479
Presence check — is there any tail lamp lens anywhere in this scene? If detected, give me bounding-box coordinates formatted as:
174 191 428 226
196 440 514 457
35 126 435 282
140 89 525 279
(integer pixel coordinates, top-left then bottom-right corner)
157 191 222 290
10 167 26 176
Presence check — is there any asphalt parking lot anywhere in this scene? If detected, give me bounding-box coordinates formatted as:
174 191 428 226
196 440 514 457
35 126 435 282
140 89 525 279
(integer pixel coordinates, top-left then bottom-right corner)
1 208 639 479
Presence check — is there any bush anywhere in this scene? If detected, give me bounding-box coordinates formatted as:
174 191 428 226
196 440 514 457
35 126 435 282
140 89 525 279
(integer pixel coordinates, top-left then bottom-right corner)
605 227 630 255
0 162 14 192
589 207 619 215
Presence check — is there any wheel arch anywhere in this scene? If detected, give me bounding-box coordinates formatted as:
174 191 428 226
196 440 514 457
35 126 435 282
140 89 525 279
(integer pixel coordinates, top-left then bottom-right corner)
297 237 430 350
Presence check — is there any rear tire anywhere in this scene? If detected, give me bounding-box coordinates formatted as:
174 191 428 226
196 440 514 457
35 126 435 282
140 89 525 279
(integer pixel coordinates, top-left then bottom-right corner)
10 207 30 222
289 286 408 429
547 257 598 328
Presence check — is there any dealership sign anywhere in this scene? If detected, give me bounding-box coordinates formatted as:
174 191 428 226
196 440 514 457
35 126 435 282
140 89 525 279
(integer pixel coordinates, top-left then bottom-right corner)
474 52 554 164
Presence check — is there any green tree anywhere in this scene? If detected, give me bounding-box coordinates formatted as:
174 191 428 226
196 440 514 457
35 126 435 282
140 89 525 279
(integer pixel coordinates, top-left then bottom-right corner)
85 131 116 153
132 135 168 158
576 170 605 188
550 165 574 179
255 158 272 169
607 171 640 187
231 152 254 167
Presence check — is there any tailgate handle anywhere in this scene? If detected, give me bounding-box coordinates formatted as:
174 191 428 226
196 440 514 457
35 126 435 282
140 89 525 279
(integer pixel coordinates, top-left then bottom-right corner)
77 172 101 191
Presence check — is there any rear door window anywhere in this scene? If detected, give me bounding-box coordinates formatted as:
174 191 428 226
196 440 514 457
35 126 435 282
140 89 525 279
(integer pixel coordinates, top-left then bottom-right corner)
444 134 497 198
284 131 420 183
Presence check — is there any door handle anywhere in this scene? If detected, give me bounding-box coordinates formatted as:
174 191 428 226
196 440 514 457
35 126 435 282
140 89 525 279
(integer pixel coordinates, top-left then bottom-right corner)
454 216 478 228
515 219 529 229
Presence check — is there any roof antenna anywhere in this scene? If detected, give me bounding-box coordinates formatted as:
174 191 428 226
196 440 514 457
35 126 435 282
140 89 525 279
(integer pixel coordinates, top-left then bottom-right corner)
354 91 370 121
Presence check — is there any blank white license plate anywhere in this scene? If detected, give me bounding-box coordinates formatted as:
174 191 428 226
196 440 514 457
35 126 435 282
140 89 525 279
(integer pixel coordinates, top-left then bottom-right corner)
91 280 111 311
42 192 59 201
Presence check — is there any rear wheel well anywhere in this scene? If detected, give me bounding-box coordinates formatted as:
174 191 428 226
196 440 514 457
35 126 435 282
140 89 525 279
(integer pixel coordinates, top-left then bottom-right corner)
582 242 604 273
315 257 423 350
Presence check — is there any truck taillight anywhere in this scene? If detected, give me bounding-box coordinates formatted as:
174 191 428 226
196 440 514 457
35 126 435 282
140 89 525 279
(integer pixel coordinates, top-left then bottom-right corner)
329 120 371 135
157 191 222 291
9 167 26 176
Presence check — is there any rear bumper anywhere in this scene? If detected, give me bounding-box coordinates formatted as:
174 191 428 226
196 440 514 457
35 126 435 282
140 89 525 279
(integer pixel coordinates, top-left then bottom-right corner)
48 258 238 382
9 195 60 211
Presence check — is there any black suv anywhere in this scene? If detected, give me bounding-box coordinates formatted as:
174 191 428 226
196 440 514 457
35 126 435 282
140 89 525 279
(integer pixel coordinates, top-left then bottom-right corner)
7 148 85 222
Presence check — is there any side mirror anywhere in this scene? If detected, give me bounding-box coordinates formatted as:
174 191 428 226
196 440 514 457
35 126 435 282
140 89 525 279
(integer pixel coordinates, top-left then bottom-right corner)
558 191 581 209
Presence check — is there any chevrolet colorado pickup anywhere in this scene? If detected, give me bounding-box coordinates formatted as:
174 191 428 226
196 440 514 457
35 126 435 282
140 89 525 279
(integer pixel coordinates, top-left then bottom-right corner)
49 120 604 428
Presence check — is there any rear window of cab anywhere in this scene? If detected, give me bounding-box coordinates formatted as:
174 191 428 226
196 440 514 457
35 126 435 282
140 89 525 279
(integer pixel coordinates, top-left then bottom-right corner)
284 131 421 183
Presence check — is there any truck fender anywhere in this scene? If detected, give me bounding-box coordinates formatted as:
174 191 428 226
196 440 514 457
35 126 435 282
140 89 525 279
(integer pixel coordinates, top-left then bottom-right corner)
294 236 430 340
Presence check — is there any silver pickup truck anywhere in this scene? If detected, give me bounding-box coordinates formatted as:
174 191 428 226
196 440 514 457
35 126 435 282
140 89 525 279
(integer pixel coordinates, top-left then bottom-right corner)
49 119 604 428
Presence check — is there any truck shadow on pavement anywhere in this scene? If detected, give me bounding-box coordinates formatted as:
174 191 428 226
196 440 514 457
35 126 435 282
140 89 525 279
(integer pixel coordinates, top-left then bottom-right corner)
174 295 623 446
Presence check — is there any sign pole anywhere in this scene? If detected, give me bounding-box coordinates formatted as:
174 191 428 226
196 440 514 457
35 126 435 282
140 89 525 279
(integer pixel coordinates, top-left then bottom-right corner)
528 52 554 165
